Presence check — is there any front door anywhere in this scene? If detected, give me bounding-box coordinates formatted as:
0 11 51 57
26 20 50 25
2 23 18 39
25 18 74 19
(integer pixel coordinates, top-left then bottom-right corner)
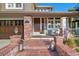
33 18 46 36
33 18 40 35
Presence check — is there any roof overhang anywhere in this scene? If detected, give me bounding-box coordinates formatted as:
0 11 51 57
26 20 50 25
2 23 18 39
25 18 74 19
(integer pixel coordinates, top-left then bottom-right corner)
0 11 79 18
35 6 53 9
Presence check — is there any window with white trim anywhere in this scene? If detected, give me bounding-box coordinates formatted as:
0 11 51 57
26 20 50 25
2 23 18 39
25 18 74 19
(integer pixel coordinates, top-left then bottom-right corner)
5 3 23 9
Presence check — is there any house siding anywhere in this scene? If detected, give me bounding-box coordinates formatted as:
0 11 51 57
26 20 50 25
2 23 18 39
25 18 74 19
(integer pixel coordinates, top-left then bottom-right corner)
0 3 35 11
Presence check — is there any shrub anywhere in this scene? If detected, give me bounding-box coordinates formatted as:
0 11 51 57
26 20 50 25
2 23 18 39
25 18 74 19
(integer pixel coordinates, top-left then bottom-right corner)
75 39 79 47
75 48 79 52
66 39 76 48
65 33 76 48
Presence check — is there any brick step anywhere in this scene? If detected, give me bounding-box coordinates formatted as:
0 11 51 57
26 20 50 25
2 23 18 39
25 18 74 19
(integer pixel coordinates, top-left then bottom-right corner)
24 40 51 47
24 46 48 49
16 49 50 56
16 40 58 56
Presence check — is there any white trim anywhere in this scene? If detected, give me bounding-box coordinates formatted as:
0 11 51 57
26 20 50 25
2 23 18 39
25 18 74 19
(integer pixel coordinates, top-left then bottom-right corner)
32 18 34 35
53 17 55 29
32 32 40 36
47 17 48 31
71 18 74 28
40 17 46 35
40 17 42 32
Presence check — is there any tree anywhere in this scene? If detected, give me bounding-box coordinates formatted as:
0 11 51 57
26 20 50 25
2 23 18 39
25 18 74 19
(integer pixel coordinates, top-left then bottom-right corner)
68 3 79 12
74 3 79 12
68 8 75 12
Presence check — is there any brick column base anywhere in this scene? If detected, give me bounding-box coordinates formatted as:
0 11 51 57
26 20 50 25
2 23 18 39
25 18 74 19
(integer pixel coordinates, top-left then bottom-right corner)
24 16 32 41
10 35 21 45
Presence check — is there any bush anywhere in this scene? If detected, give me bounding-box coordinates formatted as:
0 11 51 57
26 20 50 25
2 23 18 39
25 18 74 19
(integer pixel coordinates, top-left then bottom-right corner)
75 39 79 47
75 48 79 52
65 34 76 48
66 39 76 48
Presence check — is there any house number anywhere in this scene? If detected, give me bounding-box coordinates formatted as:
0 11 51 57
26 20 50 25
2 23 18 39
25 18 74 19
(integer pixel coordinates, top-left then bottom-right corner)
25 20 30 23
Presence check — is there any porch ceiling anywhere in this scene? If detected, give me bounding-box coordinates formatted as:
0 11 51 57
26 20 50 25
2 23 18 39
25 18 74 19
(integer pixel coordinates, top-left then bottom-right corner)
0 11 79 18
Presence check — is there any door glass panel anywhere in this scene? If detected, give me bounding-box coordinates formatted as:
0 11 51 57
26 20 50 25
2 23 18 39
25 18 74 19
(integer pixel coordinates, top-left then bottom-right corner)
51 21 53 24
72 22 76 28
51 25 53 28
55 19 61 28
48 19 54 30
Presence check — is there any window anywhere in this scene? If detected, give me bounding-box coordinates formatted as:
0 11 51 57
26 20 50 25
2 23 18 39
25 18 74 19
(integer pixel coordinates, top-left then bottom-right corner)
77 22 79 27
5 3 23 9
72 22 76 28
16 3 22 8
7 3 14 8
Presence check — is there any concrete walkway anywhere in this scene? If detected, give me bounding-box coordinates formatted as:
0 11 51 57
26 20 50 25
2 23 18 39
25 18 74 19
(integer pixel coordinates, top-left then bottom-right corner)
0 39 10 49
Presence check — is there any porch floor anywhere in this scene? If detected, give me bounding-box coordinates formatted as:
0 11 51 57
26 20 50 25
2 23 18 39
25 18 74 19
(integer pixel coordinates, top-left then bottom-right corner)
16 39 58 56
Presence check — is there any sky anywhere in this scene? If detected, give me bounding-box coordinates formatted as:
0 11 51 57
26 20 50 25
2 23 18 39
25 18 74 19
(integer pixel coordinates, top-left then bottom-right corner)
37 3 77 12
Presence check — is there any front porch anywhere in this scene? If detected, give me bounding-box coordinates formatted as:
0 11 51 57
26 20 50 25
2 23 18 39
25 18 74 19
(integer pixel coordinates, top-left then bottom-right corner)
32 17 61 36
0 12 79 39
32 17 79 37
0 12 79 56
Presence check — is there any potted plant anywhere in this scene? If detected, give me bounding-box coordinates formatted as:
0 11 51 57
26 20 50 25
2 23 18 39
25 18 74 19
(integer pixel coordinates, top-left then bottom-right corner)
14 26 18 35
10 26 21 45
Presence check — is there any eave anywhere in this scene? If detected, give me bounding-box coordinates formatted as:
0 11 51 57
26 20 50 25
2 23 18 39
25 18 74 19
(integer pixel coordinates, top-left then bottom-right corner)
0 11 79 18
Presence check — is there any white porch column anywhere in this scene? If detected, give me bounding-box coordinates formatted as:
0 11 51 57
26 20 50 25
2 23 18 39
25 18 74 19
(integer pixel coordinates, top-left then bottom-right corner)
61 17 68 38
40 17 42 33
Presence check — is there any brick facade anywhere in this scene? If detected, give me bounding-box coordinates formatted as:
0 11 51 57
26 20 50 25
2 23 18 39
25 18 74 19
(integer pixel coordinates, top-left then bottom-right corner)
24 16 32 41
10 35 21 45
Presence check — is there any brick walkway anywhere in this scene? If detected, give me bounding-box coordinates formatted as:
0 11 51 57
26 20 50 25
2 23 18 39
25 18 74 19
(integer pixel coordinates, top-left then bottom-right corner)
0 44 17 56
16 39 58 56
